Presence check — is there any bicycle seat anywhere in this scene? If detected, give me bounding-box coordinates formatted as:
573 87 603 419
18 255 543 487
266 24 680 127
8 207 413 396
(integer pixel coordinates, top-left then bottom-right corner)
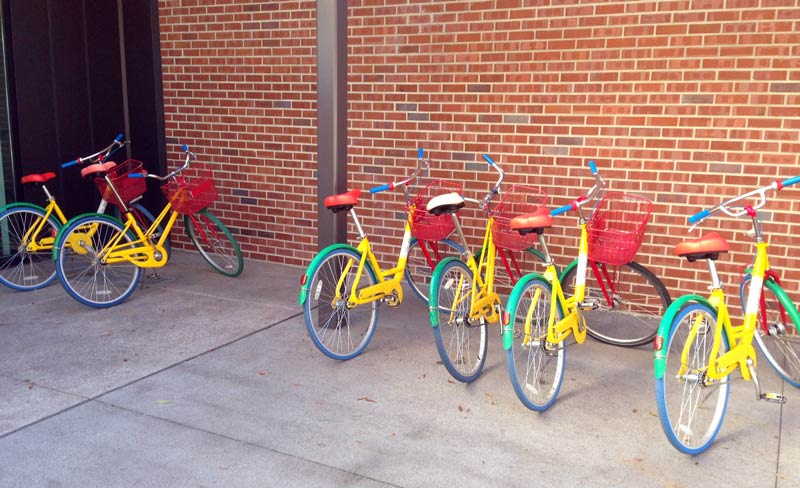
324 189 362 213
80 161 118 179
675 232 730 262
20 172 56 185
510 207 552 235
426 192 465 216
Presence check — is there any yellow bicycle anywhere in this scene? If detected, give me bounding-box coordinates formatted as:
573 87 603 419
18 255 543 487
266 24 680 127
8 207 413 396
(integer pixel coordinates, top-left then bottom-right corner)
503 161 660 410
427 154 547 383
298 149 465 360
53 144 243 308
654 175 800 454
0 135 163 291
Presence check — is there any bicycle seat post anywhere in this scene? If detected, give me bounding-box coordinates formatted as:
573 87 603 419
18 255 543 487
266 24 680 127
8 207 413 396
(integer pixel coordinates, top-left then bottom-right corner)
349 208 366 239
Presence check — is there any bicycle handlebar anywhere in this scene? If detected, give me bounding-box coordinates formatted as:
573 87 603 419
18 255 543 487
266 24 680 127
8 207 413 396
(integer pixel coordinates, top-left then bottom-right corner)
61 134 127 169
129 144 196 181
369 148 430 194
550 160 605 216
688 176 800 226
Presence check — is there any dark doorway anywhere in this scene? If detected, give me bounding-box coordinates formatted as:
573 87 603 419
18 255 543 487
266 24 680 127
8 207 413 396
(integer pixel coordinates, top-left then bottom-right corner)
2 0 165 216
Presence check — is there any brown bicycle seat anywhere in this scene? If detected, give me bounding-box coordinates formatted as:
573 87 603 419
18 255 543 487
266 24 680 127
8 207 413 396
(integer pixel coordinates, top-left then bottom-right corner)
510 207 553 235
80 161 118 179
20 172 57 185
675 232 730 262
324 189 362 213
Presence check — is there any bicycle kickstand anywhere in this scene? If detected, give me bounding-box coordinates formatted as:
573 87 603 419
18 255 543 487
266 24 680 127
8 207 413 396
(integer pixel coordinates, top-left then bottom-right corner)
747 358 787 404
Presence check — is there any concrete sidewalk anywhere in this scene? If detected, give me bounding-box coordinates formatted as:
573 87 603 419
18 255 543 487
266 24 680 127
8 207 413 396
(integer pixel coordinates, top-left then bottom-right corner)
0 250 797 487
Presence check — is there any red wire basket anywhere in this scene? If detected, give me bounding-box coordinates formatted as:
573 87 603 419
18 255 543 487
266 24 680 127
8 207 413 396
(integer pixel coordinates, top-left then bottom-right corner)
162 165 217 215
491 185 548 251
406 179 462 241
94 159 146 207
587 192 653 265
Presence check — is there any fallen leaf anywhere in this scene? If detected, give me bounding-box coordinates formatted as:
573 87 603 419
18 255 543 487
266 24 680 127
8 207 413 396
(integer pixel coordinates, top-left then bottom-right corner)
632 408 638 414
258 370 268 376
357 396 377 403
156 400 173 406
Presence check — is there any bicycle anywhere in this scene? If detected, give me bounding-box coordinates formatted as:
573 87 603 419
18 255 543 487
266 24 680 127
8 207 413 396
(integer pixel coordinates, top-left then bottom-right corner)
427 154 548 383
503 161 665 411
0 135 164 291
298 149 465 360
558 192 672 347
654 175 800 454
53 144 244 308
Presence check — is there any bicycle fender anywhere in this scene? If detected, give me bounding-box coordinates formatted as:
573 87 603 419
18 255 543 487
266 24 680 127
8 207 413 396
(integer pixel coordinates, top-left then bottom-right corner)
764 278 800 332
51 213 122 260
428 257 463 328
558 259 580 284
502 273 551 351
298 243 359 305
653 294 714 380
0 202 49 214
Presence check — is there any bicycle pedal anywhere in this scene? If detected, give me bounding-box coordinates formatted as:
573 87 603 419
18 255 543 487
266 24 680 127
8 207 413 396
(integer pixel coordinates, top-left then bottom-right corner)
579 300 598 311
760 392 787 404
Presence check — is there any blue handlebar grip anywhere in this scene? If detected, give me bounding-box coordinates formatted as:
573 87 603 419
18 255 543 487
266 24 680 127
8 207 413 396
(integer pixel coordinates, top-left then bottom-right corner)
418 148 424 159
483 154 495 166
182 144 189 153
782 175 800 188
551 203 574 217
370 184 391 194
61 159 78 169
115 133 123 142
588 160 598 174
128 173 146 179
688 209 709 225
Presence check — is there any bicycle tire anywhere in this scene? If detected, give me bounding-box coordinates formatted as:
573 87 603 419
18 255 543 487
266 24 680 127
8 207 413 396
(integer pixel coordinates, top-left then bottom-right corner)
405 238 464 303
655 301 730 454
504 273 566 411
429 258 488 383
303 247 379 360
0 204 61 290
184 209 243 277
55 214 142 308
740 274 800 387
561 260 671 347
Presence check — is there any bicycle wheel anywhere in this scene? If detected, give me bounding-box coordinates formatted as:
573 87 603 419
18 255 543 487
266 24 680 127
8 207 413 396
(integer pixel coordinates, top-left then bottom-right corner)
505 274 566 411
114 203 172 258
184 209 243 277
740 275 800 387
405 238 464 303
303 247 379 360
562 260 670 347
55 214 142 308
430 258 488 383
0 205 60 290
655 302 730 454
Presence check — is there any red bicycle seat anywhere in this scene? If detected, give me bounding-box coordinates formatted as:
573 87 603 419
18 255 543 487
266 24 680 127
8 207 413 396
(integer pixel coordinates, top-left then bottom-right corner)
510 207 553 235
20 172 56 185
675 232 730 262
80 161 117 179
324 189 362 213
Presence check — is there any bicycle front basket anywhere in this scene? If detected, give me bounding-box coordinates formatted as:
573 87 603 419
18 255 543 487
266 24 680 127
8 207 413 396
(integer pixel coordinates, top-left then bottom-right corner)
407 179 462 241
162 165 217 215
586 192 653 265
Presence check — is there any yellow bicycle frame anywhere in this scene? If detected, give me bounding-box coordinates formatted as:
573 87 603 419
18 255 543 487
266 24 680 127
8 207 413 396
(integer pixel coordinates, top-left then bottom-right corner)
333 206 419 308
81 202 179 268
679 241 768 383
22 200 69 252
521 221 590 347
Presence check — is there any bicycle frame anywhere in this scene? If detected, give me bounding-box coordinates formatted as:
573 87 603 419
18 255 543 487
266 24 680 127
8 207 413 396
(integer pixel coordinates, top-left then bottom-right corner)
91 202 179 267
336 205 420 307
681 241 768 383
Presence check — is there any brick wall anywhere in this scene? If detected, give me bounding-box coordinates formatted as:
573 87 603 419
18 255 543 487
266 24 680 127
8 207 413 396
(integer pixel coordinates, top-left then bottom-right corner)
159 0 800 302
